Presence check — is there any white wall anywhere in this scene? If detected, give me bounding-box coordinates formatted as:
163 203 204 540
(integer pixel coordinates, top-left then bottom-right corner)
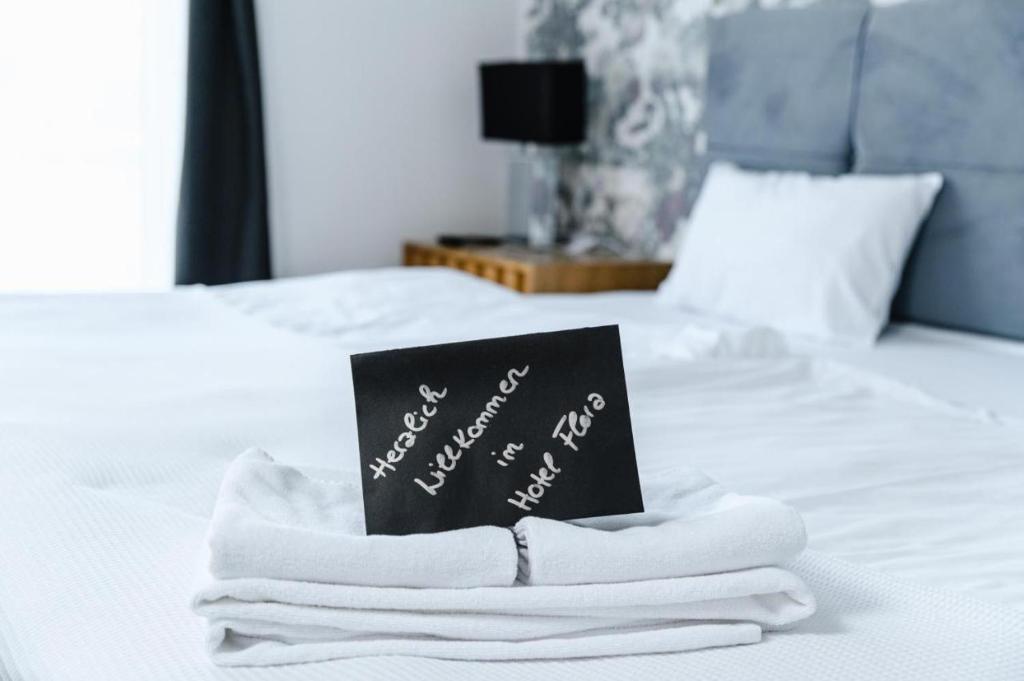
255 0 520 278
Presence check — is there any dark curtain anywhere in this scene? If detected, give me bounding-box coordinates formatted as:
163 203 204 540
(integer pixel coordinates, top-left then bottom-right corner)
176 0 271 285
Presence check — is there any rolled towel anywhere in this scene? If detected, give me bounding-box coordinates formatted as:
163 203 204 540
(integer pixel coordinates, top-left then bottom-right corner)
192 565 815 665
207 448 518 588
514 468 806 585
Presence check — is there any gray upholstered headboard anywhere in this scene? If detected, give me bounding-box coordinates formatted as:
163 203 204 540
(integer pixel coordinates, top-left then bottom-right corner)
706 0 1024 340
706 4 866 175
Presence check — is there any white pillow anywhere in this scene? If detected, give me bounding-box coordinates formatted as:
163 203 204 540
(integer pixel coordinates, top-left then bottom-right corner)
657 163 943 344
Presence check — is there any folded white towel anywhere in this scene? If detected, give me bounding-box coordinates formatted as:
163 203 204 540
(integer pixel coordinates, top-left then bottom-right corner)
192 566 815 665
207 449 518 588
194 451 815 665
515 468 806 585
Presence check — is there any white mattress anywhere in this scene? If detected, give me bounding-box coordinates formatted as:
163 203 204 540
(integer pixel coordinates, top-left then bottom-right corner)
0 268 1022 680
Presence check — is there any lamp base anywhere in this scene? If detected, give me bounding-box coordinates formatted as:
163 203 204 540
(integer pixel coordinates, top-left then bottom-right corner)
506 145 562 251
526 147 558 250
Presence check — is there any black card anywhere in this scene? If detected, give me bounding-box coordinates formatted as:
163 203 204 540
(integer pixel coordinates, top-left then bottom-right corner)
350 325 644 535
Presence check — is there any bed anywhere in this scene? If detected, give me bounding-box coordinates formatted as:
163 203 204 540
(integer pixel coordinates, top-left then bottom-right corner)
0 267 1022 680
4 0 1024 677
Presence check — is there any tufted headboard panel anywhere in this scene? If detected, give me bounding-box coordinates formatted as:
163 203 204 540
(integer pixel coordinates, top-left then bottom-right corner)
706 4 869 176
853 0 1024 339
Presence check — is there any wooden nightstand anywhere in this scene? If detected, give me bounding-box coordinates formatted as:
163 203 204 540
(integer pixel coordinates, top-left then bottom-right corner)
403 241 671 294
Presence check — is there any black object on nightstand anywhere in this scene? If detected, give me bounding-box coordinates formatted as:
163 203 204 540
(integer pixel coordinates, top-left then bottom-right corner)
479 60 587 250
437 234 505 248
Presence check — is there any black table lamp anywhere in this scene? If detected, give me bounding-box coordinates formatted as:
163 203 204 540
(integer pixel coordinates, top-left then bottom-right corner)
479 61 586 248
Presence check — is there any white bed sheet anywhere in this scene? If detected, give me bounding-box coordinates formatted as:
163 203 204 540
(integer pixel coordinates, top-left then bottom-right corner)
530 290 1024 421
0 268 1022 680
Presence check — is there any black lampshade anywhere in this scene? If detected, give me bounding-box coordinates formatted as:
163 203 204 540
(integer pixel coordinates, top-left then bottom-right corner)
479 61 586 145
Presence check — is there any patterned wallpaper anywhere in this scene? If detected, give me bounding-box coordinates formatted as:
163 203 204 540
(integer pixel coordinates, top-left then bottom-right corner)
522 0 892 256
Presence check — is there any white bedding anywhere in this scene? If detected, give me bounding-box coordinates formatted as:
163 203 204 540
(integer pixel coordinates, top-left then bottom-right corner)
0 267 1022 680
532 290 1024 421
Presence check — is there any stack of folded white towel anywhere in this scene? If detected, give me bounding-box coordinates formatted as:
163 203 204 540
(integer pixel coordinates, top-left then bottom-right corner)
192 448 815 666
